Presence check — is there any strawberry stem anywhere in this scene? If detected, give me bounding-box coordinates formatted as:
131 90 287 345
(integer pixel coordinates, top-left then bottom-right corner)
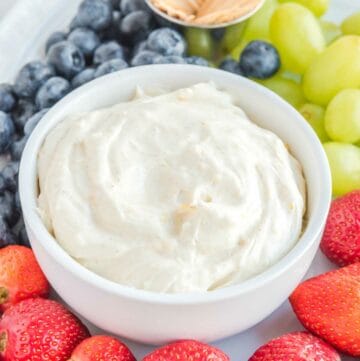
0 287 8 305
0 331 7 353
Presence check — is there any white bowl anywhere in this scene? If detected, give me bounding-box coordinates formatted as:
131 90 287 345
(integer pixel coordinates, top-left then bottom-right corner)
143 0 266 29
19 65 331 345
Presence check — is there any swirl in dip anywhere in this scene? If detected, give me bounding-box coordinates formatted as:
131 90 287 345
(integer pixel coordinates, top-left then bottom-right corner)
37 83 306 293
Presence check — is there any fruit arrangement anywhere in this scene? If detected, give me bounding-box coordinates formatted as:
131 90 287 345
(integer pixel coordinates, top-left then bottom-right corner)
0 0 359 360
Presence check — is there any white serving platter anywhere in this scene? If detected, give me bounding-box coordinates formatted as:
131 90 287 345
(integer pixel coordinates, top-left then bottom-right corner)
0 1 359 359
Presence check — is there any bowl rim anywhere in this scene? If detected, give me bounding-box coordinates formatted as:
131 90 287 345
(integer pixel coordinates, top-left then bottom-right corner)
19 64 332 305
143 0 266 29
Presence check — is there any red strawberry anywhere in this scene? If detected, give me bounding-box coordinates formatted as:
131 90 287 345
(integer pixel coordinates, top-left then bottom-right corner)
321 190 360 266
248 332 340 361
0 245 49 311
0 298 90 361
69 335 136 361
289 262 360 356
142 340 229 361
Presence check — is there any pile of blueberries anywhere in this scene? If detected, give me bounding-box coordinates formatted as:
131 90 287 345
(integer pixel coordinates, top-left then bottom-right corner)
0 0 280 248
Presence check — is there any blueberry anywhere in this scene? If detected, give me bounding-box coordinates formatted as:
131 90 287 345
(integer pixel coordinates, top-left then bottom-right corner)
15 191 21 210
111 9 122 25
120 11 153 43
11 99 37 132
111 0 120 10
0 191 20 227
239 41 281 79
35 77 71 109
69 15 82 31
154 14 180 30
0 84 16 112
24 109 49 136
0 161 19 193
111 9 122 32
93 41 125 65
219 58 242 75
0 175 6 194
77 0 113 31
0 112 15 153
0 218 18 247
132 40 148 56
68 28 100 57
211 28 226 41
10 136 28 161
14 61 55 99
131 50 161 66
147 28 186 57
71 68 96 88
185 56 209 67
120 0 148 15
18 224 30 247
94 59 128 77
47 41 85 79
154 56 185 64
100 10 123 41
45 31 67 53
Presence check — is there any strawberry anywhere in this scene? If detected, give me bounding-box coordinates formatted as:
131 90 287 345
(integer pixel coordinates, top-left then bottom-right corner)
142 340 229 361
0 298 90 361
320 190 360 266
0 245 49 311
289 262 360 356
248 331 340 361
69 335 136 361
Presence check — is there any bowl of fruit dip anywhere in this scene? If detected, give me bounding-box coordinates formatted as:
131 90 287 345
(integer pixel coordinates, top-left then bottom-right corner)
145 0 266 28
19 64 331 344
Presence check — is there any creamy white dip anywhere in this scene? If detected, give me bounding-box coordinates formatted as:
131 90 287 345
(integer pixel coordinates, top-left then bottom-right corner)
38 83 306 293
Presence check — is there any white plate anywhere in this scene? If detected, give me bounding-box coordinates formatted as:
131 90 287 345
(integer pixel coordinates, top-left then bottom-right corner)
0 1 359 360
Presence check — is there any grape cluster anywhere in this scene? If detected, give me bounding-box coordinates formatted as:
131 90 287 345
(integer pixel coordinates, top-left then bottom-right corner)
219 0 360 196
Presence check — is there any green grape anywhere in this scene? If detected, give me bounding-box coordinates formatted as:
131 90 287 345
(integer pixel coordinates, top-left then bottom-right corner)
270 3 325 74
242 0 278 40
231 0 278 59
323 142 360 196
324 89 360 143
341 12 360 36
320 20 342 45
185 28 214 59
303 35 360 105
280 70 302 84
278 0 328 17
259 75 305 108
299 103 329 142
222 22 247 52
231 39 250 60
